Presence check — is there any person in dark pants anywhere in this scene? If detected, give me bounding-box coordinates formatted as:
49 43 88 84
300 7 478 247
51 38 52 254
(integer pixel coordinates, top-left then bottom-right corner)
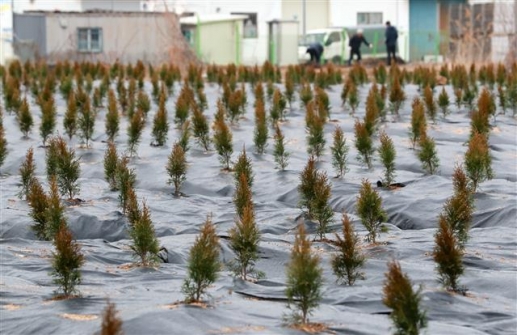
348 29 372 66
385 21 399 65
306 43 324 66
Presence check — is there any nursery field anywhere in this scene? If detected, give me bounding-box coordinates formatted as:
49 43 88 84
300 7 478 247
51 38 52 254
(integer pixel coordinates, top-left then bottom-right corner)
0 62 516 335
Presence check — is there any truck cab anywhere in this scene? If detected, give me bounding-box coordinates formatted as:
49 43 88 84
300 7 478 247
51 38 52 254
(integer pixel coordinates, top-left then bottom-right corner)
298 28 344 64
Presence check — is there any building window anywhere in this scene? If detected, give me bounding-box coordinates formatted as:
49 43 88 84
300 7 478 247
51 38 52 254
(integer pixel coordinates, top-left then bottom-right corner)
231 12 258 38
357 12 383 25
77 28 103 53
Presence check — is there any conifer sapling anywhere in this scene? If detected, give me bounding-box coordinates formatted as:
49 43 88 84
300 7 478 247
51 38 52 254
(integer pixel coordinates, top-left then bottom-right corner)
0 114 6 173
310 171 334 240
17 97 34 138
213 116 233 170
151 96 169 146
298 156 318 217
116 156 136 213
191 106 211 151
182 216 221 303
105 90 120 142
378 131 396 187
51 224 84 297
356 179 388 243
166 143 187 196
44 176 66 240
228 205 262 281
78 96 95 148
409 98 427 149
129 201 160 267
332 213 365 286
233 148 254 188
383 261 427 334
285 224 323 325
234 173 253 219
273 124 290 171
254 99 268 154
433 216 464 293
330 126 349 178
127 110 145 157
100 300 123 335
417 128 440 175
438 87 450 117
64 93 78 140
28 178 50 240
354 121 374 169
423 85 437 123
178 120 191 153
104 142 119 191
464 131 493 192
441 165 474 247
39 97 57 146
19 147 36 199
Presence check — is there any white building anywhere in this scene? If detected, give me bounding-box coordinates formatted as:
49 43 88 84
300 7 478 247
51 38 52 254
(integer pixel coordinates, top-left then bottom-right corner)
12 0 142 12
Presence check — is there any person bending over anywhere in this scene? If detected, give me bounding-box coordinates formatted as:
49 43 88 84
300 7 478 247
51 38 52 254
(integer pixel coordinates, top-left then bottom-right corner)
306 42 324 66
348 29 372 66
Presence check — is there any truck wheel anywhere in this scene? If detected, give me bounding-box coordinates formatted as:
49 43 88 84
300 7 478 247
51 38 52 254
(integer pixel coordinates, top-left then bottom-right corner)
331 56 342 65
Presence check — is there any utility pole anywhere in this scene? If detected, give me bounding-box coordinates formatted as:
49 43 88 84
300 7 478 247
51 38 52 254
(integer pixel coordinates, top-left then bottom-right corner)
302 0 306 41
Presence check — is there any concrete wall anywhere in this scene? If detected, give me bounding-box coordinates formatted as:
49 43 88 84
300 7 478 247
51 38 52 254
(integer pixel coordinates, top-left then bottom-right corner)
281 0 329 35
329 0 409 31
16 12 175 64
13 0 82 13
197 20 243 65
13 14 47 61
81 0 142 12
0 0 15 64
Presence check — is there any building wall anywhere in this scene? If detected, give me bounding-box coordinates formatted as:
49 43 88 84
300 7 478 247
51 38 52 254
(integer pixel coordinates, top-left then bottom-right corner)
37 12 172 63
12 0 82 13
80 0 142 12
329 0 409 29
198 20 243 65
281 0 330 34
0 0 15 65
13 14 47 61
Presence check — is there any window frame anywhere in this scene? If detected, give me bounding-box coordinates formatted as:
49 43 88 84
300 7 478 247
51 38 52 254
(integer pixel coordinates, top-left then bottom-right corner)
77 27 103 53
327 32 341 45
357 12 383 25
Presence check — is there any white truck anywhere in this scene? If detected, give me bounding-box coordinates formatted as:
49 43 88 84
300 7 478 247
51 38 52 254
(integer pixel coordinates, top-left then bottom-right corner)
298 26 400 64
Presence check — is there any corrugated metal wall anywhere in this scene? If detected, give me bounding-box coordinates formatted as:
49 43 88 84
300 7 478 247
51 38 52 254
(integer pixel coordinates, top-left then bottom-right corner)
409 0 439 61
197 20 243 65
13 14 47 62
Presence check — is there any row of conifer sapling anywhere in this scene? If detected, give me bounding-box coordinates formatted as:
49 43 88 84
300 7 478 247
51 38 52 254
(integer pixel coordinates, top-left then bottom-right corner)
0 57 510 178
14 120 490 334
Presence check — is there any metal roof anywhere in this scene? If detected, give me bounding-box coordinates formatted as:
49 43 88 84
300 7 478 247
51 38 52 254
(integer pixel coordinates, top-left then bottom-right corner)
180 14 248 25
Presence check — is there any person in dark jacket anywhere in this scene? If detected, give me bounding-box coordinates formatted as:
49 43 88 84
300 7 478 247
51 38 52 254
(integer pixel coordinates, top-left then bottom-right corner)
385 21 399 65
306 42 324 66
348 29 372 66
